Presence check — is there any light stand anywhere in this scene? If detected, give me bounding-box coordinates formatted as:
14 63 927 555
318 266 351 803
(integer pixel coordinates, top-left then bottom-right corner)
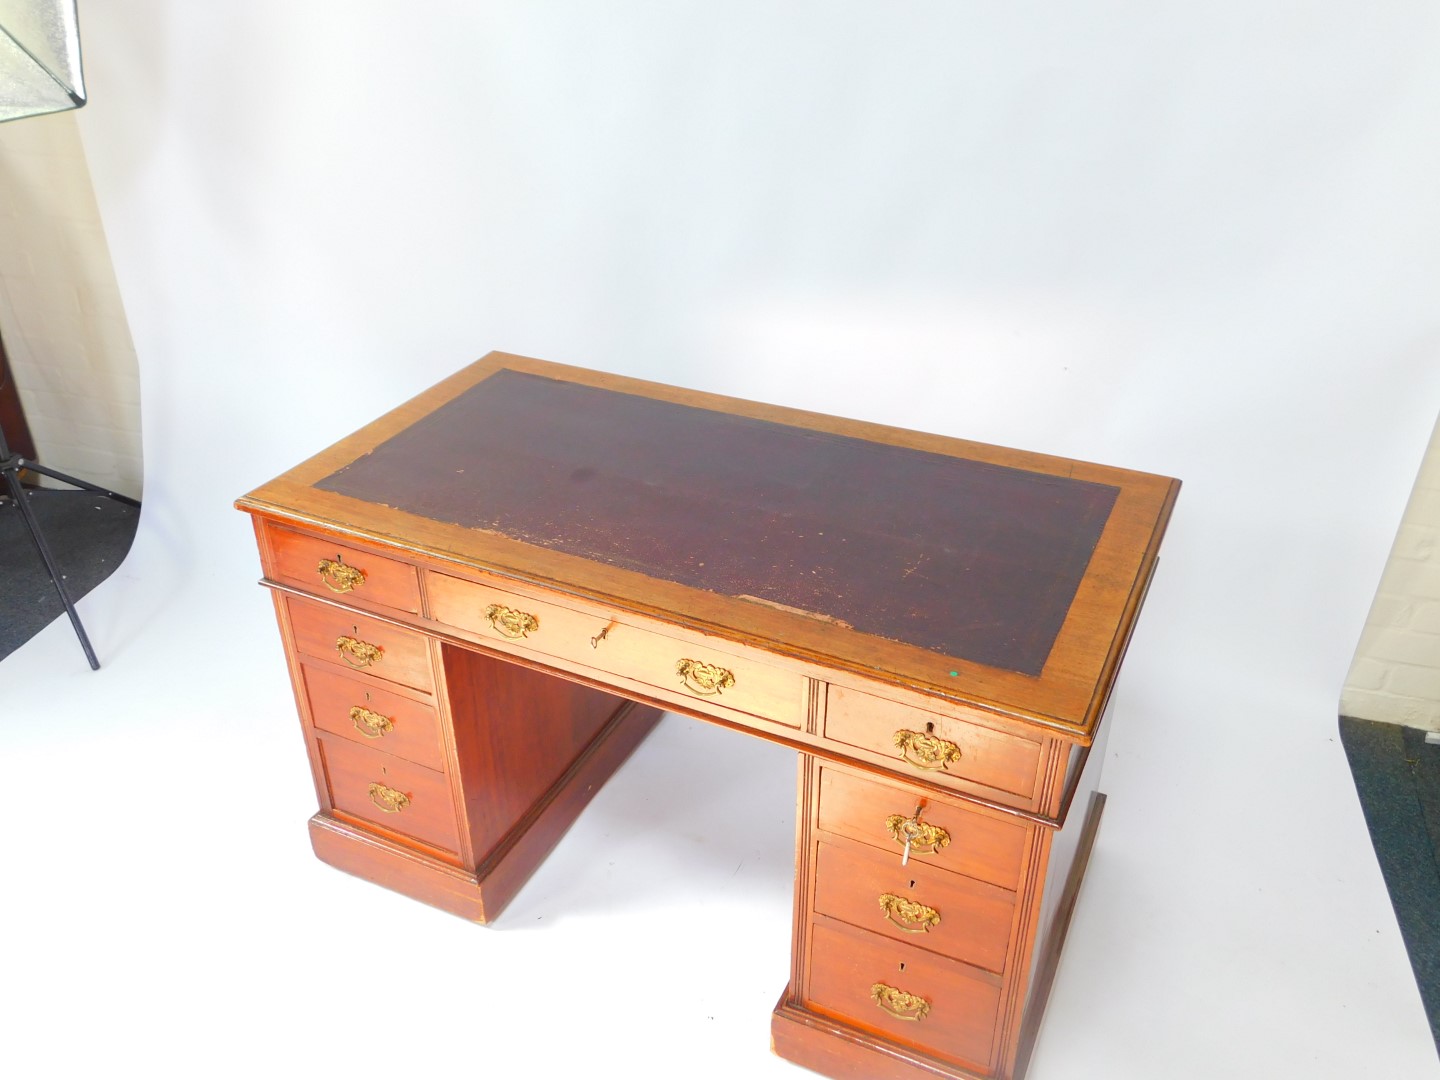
0 416 139 669
1 2 139 668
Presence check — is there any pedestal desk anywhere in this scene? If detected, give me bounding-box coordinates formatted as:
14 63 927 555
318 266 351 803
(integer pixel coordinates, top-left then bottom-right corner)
237 353 1178 1080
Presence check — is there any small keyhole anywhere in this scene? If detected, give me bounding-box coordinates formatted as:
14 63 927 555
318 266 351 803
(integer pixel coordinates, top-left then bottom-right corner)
898 962 906 972
381 766 388 776
365 691 371 703
925 721 935 734
909 880 916 889
353 624 359 635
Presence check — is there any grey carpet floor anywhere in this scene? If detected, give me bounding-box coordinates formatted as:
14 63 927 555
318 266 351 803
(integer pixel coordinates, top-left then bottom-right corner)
1339 715 1440 1056
0 488 140 663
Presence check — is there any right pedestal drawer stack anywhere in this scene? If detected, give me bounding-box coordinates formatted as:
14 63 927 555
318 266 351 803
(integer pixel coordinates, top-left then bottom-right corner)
794 758 1051 1079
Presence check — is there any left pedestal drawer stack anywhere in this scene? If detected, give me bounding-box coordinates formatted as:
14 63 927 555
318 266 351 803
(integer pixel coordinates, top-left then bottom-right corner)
260 523 466 862
285 593 461 855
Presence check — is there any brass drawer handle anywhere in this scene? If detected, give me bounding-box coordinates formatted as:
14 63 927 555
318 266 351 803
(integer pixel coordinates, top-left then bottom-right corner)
349 705 394 739
336 635 383 669
885 812 951 857
879 893 941 934
368 782 410 813
484 603 539 639
676 658 736 696
317 557 365 594
871 983 930 1022
893 729 962 771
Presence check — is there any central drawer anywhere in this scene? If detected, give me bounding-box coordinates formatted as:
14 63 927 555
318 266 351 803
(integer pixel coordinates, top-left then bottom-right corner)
426 571 806 728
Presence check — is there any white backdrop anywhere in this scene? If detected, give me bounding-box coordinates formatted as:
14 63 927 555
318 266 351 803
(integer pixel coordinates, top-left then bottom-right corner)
4 3 1439 1077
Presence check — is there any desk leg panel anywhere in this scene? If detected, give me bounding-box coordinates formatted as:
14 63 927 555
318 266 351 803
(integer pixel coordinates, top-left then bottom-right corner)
465 697 665 919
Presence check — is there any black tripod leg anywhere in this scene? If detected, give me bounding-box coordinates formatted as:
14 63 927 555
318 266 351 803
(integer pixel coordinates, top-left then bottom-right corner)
2 470 101 670
19 460 140 508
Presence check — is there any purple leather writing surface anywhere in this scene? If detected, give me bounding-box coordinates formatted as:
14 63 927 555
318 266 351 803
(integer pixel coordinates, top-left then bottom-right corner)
318 370 1118 675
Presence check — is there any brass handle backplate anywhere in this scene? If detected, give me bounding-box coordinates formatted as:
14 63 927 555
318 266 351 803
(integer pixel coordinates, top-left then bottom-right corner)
317 557 366 594
878 893 941 934
349 705 394 739
336 635 383 669
885 813 951 857
871 983 930 1022
676 658 736 696
484 603 539 639
368 782 410 814
893 729 962 771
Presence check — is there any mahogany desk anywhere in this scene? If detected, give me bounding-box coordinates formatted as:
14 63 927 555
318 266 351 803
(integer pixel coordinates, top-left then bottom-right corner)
237 353 1178 1080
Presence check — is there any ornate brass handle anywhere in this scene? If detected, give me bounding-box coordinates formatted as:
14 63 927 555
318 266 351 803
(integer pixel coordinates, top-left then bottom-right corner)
885 812 951 857
676 658 736 696
879 893 941 934
871 983 930 1022
336 635 383 669
368 782 410 813
893 729 962 771
484 603 539 639
317 557 366 593
349 705 394 739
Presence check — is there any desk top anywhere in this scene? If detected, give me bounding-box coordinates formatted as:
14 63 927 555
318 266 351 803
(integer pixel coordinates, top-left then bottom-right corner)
239 353 1178 740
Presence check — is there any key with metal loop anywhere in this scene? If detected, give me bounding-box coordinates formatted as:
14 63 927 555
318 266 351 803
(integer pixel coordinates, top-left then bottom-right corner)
900 802 924 866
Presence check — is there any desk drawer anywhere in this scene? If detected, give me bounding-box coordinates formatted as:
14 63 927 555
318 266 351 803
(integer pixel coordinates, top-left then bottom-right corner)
427 572 805 728
825 685 1042 801
317 735 459 853
812 838 1016 974
816 766 1029 892
301 662 446 771
286 594 435 694
268 526 421 613
806 917 999 1071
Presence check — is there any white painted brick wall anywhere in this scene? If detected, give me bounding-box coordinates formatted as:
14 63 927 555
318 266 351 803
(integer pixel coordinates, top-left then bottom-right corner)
0 111 142 499
1342 411 1440 729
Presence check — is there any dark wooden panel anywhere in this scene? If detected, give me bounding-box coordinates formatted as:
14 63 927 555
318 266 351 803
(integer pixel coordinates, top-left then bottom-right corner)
442 643 638 861
317 369 1118 676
